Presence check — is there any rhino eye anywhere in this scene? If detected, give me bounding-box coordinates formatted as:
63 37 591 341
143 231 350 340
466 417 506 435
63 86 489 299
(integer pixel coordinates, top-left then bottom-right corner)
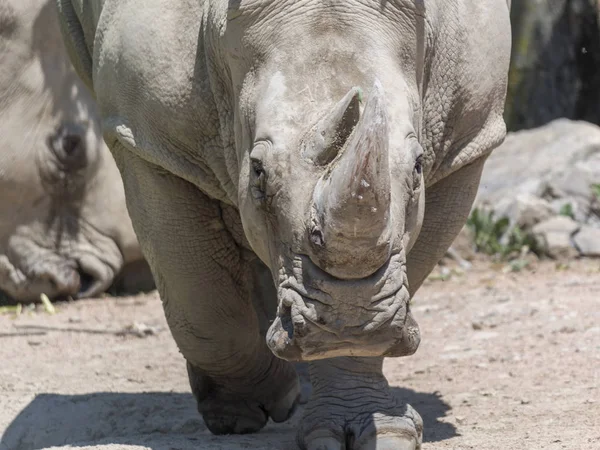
413 155 423 191
414 156 423 176
252 159 264 177
251 158 266 201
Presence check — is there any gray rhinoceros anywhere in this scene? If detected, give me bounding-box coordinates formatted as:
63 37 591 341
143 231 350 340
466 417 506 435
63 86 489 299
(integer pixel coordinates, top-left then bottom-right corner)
57 0 511 448
0 0 153 302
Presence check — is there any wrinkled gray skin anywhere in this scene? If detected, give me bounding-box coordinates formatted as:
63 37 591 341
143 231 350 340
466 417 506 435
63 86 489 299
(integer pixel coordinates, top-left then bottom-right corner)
0 0 153 302
57 0 510 448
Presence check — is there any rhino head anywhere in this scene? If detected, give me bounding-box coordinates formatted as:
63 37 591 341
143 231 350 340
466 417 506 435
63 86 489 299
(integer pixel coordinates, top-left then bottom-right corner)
229 11 424 362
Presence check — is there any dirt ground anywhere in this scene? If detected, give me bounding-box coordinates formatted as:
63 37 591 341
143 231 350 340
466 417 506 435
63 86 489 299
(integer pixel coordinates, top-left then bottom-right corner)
0 259 598 450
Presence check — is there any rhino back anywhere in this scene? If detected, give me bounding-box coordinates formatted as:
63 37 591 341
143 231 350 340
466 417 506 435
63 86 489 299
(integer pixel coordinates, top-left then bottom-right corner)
58 0 510 200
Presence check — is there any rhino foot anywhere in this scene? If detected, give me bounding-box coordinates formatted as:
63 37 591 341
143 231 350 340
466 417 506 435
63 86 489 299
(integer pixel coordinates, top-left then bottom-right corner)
186 359 300 434
297 357 422 450
300 409 421 450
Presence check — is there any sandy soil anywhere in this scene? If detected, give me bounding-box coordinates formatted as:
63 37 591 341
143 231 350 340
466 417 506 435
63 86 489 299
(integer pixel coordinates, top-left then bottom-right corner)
1 259 599 450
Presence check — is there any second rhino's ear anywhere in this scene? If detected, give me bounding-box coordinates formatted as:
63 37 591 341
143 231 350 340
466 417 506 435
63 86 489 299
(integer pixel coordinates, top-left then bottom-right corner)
302 87 362 166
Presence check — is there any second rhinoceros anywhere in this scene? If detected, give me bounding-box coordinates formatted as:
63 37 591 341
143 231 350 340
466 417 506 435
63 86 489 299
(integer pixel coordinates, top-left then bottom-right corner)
0 0 154 302
57 0 511 448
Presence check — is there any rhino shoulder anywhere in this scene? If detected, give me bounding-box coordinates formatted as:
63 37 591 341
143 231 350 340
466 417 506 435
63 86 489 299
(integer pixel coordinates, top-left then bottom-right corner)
423 0 511 187
57 0 235 205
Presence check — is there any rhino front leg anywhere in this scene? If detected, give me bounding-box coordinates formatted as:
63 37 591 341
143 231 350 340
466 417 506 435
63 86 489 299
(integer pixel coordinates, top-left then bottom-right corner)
407 156 487 295
298 357 423 450
246 254 313 404
113 148 299 434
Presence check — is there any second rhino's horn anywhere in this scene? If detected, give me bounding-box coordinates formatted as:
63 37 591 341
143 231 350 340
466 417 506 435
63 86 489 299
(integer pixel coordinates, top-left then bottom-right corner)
313 79 392 247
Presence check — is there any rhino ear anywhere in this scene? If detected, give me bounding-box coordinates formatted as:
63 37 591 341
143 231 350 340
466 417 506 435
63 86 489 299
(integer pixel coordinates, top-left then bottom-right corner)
303 87 361 166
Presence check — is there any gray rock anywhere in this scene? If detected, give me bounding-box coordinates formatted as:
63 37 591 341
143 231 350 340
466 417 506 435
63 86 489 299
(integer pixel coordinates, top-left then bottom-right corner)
493 194 554 230
532 216 580 235
548 163 600 201
535 232 579 259
549 197 583 222
454 120 600 262
573 226 600 257
545 157 600 222
477 119 600 207
586 213 600 229
473 119 600 239
532 216 581 259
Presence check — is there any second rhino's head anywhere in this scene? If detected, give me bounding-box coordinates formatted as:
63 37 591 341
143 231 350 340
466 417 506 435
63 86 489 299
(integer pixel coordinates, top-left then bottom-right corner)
227 6 424 361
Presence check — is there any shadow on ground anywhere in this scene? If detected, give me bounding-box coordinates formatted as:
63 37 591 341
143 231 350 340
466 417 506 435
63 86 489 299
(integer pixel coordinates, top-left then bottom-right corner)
1 389 455 450
391 387 457 442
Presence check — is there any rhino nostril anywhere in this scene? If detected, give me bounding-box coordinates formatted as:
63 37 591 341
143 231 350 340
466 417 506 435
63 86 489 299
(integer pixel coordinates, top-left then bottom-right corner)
62 134 82 155
77 268 95 295
309 228 325 248
280 304 294 340
41 267 81 296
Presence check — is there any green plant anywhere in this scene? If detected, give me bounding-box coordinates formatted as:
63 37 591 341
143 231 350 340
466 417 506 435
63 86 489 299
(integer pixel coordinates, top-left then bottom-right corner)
503 258 529 273
592 183 600 201
559 203 575 219
466 208 510 255
507 226 541 256
466 208 539 259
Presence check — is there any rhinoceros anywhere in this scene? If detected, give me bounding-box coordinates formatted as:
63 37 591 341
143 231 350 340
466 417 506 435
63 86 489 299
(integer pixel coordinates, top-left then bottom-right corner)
57 0 511 448
0 0 154 302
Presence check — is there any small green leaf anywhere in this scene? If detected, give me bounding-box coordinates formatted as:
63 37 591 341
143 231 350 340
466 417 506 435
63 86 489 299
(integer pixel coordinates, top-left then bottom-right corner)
559 203 575 219
466 208 539 259
356 87 364 104
40 293 56 315
592 183 600 200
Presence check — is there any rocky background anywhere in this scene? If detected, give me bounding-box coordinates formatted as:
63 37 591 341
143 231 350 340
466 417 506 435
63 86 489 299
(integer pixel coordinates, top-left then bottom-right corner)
449 0 600 266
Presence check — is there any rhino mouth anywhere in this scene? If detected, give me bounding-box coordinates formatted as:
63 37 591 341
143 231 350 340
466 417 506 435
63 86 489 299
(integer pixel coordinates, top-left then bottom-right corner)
266 253 420 361
37 254 115 299
78 269 96 296
0 250 118 303
74 253 116 298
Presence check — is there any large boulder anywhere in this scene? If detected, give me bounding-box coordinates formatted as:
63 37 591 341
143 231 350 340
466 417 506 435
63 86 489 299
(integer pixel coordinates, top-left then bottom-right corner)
469 119 600 259
572 225 600 256
531 216 580 259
